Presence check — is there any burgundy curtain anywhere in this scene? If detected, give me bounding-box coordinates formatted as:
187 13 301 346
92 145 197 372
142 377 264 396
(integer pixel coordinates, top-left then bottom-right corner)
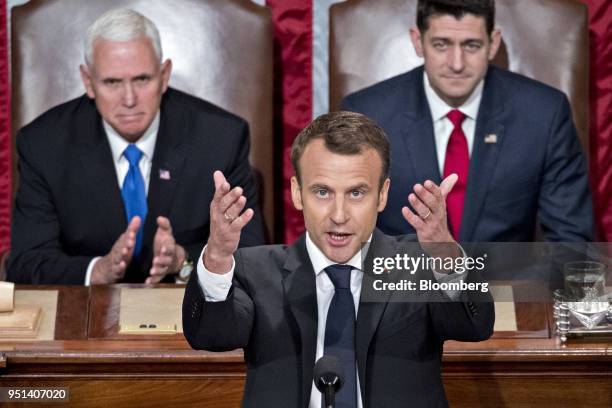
583 0 612 241
266 0 312 243
0 0 11 254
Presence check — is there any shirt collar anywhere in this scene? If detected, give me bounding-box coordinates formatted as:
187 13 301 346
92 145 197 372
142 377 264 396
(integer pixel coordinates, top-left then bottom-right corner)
104 111 160 164
423 72 484 122
305 232 372 276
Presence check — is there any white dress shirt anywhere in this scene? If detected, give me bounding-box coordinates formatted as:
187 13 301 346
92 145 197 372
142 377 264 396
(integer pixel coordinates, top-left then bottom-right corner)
423 73 484 176
197 234 466 407
84 112 160 285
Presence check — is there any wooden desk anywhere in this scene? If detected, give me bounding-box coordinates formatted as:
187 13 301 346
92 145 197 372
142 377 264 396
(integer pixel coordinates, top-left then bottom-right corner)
1 286 611 407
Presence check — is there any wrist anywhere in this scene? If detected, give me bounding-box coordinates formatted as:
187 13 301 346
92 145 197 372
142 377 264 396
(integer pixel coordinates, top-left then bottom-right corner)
204 245 233 274
175 246 194 283
91 256 109 284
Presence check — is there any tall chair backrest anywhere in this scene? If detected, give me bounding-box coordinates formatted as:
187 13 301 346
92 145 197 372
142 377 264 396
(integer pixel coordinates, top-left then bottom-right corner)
12 0 276 240
329 0 588 151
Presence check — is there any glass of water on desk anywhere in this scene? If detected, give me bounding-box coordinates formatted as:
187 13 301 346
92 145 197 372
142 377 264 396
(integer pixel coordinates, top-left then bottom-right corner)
563 261 608 328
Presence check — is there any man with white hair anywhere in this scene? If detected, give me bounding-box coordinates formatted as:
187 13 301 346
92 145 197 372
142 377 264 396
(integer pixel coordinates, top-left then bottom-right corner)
8 9 265 284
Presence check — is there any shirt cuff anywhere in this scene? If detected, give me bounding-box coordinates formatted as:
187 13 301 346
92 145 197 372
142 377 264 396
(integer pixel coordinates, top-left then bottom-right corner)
431 244 468 300
85 257 101 286
196 245 235 302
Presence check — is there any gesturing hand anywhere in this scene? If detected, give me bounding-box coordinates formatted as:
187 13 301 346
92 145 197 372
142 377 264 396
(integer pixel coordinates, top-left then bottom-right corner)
204 171 254 274
401 174 462 261
91 216 141 284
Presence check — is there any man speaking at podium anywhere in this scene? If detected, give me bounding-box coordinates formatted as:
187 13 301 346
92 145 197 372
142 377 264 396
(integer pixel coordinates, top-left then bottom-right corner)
183 111 494 407
8 9 264 285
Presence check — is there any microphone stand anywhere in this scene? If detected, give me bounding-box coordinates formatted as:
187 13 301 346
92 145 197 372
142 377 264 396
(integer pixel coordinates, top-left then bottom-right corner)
321 376 339 408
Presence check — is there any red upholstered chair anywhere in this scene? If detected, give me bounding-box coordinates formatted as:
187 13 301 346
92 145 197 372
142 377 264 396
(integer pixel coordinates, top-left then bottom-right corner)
11 0 277 240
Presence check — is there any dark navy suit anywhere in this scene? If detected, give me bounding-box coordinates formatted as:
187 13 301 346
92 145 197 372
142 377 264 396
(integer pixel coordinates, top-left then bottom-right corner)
8 88 265 284
343 66 593 243
183 230 494 407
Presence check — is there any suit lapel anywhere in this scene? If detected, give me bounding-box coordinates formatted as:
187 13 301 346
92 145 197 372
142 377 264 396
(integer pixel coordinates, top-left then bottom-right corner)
356 230 393 401
75 97 126 243
142 90 190 255
281 236 318 408
281 232 400 405
461 67 506 242
400 67 442 185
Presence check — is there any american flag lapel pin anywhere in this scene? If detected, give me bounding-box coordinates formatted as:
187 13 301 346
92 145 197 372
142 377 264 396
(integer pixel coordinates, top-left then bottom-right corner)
159 169 171 180
484 134 497 144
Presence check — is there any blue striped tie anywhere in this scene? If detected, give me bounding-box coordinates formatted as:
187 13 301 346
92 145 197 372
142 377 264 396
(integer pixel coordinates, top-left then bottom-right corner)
324 264 357 408
121 144 147 257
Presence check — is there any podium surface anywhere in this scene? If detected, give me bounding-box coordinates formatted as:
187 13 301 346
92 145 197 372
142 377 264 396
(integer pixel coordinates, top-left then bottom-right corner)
1 285 611 407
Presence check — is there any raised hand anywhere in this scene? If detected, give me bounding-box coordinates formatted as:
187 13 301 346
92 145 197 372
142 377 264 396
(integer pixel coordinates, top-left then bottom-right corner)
204 171 254 273
91 216 141 284
401 174 462 261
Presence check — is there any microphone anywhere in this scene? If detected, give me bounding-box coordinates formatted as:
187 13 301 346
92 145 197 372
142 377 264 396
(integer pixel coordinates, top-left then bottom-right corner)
314 355 344 408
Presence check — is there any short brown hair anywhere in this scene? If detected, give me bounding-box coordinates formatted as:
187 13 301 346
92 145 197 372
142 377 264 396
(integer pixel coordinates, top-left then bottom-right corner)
290 111 390 188
417 0 495 36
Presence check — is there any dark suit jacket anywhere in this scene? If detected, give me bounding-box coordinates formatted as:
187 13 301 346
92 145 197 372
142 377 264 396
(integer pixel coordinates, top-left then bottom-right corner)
183 229 494 407
342 66 594 242
8 88 265 284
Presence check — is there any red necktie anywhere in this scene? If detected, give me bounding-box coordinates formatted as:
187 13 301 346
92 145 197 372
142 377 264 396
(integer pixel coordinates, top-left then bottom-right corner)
443 109 468 240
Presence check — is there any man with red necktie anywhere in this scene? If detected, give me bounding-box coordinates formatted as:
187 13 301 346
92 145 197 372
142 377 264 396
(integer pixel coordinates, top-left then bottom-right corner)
343 0 593 243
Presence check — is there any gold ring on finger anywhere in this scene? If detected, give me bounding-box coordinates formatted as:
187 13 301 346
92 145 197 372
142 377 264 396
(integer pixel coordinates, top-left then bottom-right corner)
224 211 236 222
421 209 432 221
